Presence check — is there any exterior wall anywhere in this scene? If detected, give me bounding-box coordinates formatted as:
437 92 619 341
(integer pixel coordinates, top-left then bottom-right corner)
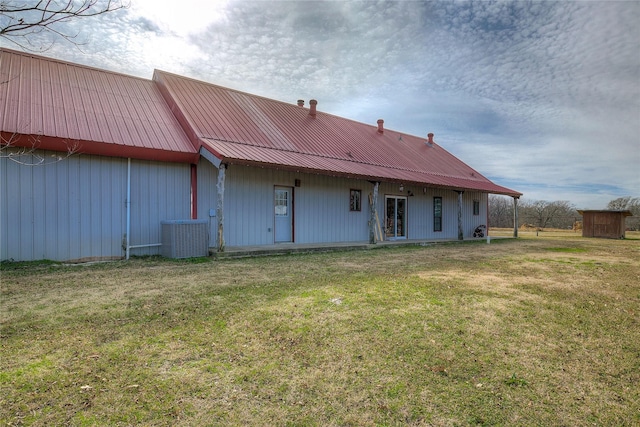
128 160 192 255
377 182 487 240
197 163 374 247
581 212 627 239
197 162 489 248
1 150 192 261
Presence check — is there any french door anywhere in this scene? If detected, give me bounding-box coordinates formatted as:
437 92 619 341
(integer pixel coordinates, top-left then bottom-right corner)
385 196 407 239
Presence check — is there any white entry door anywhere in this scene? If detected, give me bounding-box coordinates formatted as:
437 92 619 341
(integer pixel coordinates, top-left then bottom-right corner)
274 186 293 243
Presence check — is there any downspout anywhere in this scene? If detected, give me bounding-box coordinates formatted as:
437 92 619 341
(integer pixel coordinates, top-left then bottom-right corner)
191 164 198 219
126 158 131 260
457 191 464 240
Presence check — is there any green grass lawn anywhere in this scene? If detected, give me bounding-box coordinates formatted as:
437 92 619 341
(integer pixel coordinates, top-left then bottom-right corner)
1 236 639 426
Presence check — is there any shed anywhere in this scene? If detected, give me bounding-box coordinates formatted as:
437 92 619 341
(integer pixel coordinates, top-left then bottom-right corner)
577 210 632 239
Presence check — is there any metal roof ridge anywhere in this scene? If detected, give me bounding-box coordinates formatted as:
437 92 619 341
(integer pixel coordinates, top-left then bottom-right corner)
0 48 152 83
153 69 317 113
152 69 425 140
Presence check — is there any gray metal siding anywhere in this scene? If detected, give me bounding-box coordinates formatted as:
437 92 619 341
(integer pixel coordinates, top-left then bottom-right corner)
196 164 373 247
128 160 192 256
1 150 192 261
215 170 487 248
195 161 491 248
1 151 127 261
196 159 218 246
294 174 371 244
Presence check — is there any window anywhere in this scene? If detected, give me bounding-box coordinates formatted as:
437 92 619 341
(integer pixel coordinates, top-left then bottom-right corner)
473 200 480 216
275 189 289 216
350 189 361 211
434 197 442 232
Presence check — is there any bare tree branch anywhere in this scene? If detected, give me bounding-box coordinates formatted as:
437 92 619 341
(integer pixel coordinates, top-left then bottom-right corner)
1 131 80 165
1 0 129 50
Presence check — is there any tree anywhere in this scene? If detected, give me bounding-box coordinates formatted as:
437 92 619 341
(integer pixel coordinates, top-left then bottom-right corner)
607 196 640 230
1 0 128 50
607 196 639 211
488 195 514 229
519 200 577 230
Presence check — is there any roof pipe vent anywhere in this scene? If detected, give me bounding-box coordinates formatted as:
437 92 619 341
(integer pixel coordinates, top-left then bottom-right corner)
377 119 384 134
427 133 434 145
297 99 304 107
309 99 317 117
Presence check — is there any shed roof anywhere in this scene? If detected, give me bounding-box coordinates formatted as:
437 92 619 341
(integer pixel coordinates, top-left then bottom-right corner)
578 210 633 216
0 49 197 163
154 70 521 196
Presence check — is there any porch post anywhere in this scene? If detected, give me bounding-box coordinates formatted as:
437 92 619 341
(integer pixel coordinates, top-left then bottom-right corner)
216 163 226 252
513 196 519 238
457 191 464 240
369 181 380 244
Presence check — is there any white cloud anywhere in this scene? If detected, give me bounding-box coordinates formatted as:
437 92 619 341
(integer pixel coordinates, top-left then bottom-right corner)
129 0 230 37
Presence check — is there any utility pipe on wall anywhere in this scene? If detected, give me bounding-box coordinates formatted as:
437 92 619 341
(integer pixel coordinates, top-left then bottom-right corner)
457 191 464 241
126 158 131 260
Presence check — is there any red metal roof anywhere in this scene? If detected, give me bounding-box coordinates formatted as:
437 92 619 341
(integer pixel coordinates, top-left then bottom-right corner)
0 49 520 196
154 70 521 196
0 49 197 163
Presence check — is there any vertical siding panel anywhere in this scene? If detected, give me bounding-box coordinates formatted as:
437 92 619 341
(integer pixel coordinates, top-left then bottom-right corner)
79 157 92 258
196 159 217 246
131 161 150 254
92 157 106 258
112 159 126 257
31 158 46 260
129 161 142 253
55 154 69 260
68 156 82 260
3 157 21 260
19 154 34 260
44 157 59 259
0 156 8 260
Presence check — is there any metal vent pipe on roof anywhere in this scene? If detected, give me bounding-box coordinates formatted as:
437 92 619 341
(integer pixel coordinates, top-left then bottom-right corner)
297 99 304 107
309 99 317 117
377 119 384 134
427 133 434 144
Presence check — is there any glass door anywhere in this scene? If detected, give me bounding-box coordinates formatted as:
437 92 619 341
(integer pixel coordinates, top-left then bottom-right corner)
385 196 407 239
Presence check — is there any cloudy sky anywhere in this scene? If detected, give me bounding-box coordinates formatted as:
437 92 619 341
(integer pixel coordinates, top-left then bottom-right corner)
2 0 639 209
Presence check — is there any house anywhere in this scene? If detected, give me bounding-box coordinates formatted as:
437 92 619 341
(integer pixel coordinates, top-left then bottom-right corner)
1 49 522 262
578 210 632 239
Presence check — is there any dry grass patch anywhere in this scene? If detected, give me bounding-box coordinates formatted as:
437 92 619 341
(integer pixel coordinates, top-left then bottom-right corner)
2 236 639 426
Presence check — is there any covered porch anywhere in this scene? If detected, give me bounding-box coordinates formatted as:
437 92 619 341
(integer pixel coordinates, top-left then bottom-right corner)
211 235 509 259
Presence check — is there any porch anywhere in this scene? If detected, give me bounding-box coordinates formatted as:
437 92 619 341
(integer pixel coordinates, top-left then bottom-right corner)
211 236 506 259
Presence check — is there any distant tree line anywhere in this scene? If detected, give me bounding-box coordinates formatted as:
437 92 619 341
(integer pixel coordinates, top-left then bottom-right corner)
489 195 640 231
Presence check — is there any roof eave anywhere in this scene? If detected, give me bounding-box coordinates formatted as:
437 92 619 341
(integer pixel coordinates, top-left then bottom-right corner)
219 156 522 197
2 132 200 164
